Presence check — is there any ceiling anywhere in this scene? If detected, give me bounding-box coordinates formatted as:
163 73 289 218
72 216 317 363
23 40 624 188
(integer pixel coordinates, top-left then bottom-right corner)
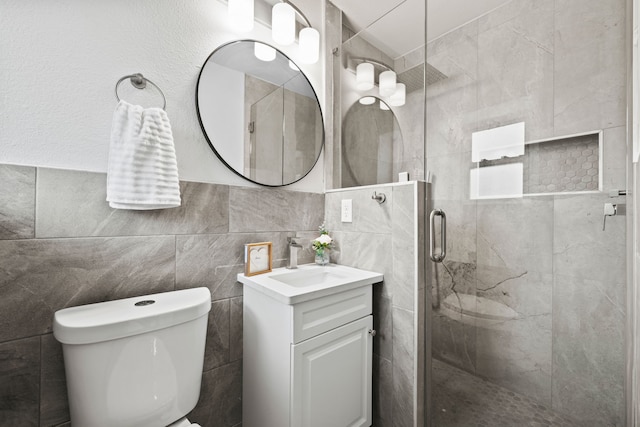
331 0 512 59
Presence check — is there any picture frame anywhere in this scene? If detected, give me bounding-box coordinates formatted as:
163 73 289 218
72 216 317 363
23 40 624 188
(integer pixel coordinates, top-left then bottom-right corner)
244 242 273 276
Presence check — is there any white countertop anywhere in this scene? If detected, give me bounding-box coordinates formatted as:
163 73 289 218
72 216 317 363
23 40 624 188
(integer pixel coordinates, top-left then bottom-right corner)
237 263 383 304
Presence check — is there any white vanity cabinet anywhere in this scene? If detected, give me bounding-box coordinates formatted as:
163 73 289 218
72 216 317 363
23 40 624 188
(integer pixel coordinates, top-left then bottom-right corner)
242 279 375 427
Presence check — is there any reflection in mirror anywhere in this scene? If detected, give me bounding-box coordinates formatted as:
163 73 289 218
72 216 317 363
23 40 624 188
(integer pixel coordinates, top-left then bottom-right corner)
334 0 427 189
342 97 402 187
196 40 324 187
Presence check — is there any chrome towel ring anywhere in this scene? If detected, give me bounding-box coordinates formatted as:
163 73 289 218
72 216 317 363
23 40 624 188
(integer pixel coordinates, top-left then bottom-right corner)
114 73 167 110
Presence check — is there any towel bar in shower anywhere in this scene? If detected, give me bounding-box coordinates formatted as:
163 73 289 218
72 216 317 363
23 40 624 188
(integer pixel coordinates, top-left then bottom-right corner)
115 73 167 110
429 209 446 263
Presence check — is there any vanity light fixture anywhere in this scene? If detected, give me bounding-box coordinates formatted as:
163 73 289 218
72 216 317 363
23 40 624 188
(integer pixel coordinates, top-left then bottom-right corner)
288 60 299 71
271 1 320 64
272 2 296 45
389 83 406 107
356 63 374 90
359 96 376 105
351 57 401 105
227 0 254 33
254 42 276 61
378 70 397 97
379 100 390 110
298 27 320 64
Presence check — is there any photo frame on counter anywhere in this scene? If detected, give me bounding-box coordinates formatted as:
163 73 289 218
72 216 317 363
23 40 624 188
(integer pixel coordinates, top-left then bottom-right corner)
244 242 273 276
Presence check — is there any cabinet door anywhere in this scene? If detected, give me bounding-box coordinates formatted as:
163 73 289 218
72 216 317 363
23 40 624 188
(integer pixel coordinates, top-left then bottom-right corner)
291 315 373 427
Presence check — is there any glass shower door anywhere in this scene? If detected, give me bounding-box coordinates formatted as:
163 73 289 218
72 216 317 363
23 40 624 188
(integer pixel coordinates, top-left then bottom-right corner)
425 0 628 425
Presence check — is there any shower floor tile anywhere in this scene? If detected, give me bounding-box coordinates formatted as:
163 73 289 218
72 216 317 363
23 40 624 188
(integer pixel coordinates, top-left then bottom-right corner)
432 359 581 427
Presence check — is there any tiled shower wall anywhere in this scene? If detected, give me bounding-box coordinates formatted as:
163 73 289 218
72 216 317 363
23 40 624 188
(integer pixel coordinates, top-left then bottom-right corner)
426 0 627 425
325 182 426 427
0 164 324 426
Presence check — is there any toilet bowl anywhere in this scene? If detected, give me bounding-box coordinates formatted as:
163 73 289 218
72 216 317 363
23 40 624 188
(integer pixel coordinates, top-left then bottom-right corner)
53 287 211 427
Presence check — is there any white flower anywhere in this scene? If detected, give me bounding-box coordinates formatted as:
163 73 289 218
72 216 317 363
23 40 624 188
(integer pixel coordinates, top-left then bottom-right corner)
315 234 332 245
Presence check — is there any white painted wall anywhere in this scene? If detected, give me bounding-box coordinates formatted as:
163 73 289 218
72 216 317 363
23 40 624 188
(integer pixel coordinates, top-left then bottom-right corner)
0 0 325 192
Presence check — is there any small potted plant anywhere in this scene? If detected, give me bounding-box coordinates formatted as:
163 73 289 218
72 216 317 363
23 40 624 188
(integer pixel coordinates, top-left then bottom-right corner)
311 223 333 265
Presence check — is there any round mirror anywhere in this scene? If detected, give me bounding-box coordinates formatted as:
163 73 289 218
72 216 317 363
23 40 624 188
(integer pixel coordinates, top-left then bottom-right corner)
196 40 324 187
342 97 402 187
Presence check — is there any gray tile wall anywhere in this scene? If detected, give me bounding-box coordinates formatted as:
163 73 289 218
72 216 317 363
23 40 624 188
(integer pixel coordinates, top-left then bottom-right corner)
426 0 627 425
0 164 324 427
325 182 426 427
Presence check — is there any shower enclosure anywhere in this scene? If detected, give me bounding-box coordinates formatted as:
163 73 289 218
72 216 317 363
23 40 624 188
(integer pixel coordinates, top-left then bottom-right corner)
330 0 635 424
425 0 630 425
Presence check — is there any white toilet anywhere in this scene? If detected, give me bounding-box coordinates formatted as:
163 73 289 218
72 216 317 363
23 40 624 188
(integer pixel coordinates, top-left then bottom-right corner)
53 287 212 427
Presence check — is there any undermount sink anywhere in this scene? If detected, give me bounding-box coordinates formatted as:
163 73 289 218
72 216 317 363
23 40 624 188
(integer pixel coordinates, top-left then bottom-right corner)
237 263 383 304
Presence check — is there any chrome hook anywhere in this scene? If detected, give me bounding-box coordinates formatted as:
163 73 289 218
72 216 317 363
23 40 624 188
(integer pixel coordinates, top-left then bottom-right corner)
372 191 386 204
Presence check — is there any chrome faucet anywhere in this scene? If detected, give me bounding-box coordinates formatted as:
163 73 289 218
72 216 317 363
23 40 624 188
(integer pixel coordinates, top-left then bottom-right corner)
287 237 303 269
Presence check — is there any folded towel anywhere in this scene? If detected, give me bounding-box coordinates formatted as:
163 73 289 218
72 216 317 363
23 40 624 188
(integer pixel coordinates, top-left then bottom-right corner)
107 100 181 210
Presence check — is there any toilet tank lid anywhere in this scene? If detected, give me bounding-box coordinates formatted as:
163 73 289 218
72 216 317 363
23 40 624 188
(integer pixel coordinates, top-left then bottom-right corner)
53 287 212 345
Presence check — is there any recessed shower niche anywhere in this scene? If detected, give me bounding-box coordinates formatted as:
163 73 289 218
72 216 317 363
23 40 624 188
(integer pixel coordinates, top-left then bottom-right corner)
470 123 602 199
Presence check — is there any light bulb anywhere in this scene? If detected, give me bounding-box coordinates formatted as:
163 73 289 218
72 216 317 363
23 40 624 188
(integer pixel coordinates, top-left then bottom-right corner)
289 60 299 71
272 3 295 46
359 96 376 105
389 83 406 106
254 42 276 62
380 100 390 110
298 27 319 64
228 0 254 33
379 70 397 97
356 63 374 91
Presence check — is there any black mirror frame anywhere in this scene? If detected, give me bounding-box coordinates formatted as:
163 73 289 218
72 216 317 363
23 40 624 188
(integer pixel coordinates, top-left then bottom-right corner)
195 39 325 187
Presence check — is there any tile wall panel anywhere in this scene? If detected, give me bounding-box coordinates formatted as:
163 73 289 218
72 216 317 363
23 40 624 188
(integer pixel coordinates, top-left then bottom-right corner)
477 0 555 142
554 0 626 135
326 182 424 427
325 186 393 234
0 336 40 426
175 232 291 301
205 299 231 371
373 354 393 427
392 306 415 427
0 164 323 426
229 297 243 362
189 360 243 427
373 286 393 361
0 164 35 240
554 193 626 284
36 168 229 238
40 334 68 427
392 184 418 311
552 274 625 426
229 187 324 232
0 235 176 342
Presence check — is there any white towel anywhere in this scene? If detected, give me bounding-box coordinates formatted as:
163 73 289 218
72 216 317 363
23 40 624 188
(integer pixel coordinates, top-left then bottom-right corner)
107 100 181 210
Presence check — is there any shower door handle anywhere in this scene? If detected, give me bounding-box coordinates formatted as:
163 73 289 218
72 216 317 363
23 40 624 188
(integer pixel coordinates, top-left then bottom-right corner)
429 209 446 263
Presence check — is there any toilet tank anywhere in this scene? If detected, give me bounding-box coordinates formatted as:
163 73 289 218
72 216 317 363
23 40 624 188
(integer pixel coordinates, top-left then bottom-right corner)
53 287 211 427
